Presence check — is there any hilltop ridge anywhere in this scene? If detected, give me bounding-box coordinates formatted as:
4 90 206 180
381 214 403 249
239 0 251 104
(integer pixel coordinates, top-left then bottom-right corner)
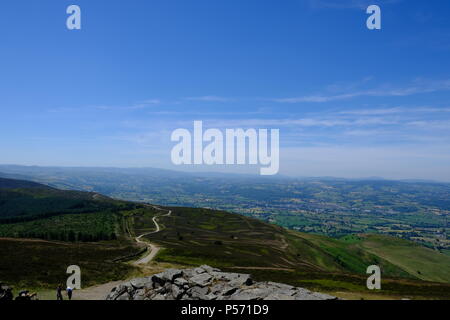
0 177 52 190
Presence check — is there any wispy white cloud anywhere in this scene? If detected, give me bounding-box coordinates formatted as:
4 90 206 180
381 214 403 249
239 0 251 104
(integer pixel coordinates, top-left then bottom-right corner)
407 120 450 130
140 99 161 105
272 79 450 103
338 106 450 115
188 116 397 129
184 95 231 102
47 107 80 113
94 99 161 111
338 107 404 115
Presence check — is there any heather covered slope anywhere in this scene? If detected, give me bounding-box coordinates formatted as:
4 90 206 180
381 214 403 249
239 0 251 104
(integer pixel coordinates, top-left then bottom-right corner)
0 179 150 289
0 177 118 222
144 206 450 284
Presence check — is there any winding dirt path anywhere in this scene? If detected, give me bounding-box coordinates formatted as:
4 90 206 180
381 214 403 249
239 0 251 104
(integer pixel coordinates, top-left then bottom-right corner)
133 207 171 265
74 205 171 300
73 281 123 301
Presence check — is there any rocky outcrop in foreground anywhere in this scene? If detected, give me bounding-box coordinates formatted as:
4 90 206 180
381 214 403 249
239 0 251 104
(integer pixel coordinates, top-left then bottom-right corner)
106 265 337 300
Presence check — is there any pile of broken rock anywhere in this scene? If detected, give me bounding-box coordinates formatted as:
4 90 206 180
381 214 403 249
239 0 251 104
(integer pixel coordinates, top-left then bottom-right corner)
106 265 337 300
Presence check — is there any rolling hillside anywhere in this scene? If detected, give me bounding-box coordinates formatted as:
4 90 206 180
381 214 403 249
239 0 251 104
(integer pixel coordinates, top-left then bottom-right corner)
0 177 140 240
143 206 450 284
0 177 449 299
0 177 115 221
0 178 146 289
358 234 450 283
1 165 448 251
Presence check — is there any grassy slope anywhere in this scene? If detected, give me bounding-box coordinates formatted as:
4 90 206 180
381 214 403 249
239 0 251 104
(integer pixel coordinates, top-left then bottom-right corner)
285 232 414 279
358 234 450 283
148 206 450 283
298 233 450 283
143 206 450 298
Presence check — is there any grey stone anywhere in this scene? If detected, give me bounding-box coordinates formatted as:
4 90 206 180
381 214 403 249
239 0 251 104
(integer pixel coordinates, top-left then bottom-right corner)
210 271 252 286
172 284 183 300
174 277 188 287
152 268 183 286
152 293 166 300
310 292 337 300
264 293 296 300
164 282 172 291
133 289 145 300
151 273 166 286
210 282 226 294
229 287 272 300
134 294 145 301
229 274 252 287
267 282 295 291
199 265 220 273
107 284 130 300
293 290 323 300
144 281 155 290
182 269 196 278
189 286 209 300
130 277 150 289
190 273 213 287
295 288 312 295
210 271 239 281
155 286 167 294
106 265 337 301
163 269 184 281
205 293 219 300
194 267 207 274
294 293 323 300
116 292 131 300
210 283 238 296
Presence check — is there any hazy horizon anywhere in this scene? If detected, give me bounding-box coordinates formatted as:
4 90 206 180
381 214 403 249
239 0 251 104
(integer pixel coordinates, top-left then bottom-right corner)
1 163 449 183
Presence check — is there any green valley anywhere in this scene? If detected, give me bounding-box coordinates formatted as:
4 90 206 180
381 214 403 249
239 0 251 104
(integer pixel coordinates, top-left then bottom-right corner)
1 176 449 300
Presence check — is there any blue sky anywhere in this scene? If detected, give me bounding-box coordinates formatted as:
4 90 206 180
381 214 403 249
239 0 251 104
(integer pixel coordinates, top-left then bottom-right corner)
1 0 450 180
